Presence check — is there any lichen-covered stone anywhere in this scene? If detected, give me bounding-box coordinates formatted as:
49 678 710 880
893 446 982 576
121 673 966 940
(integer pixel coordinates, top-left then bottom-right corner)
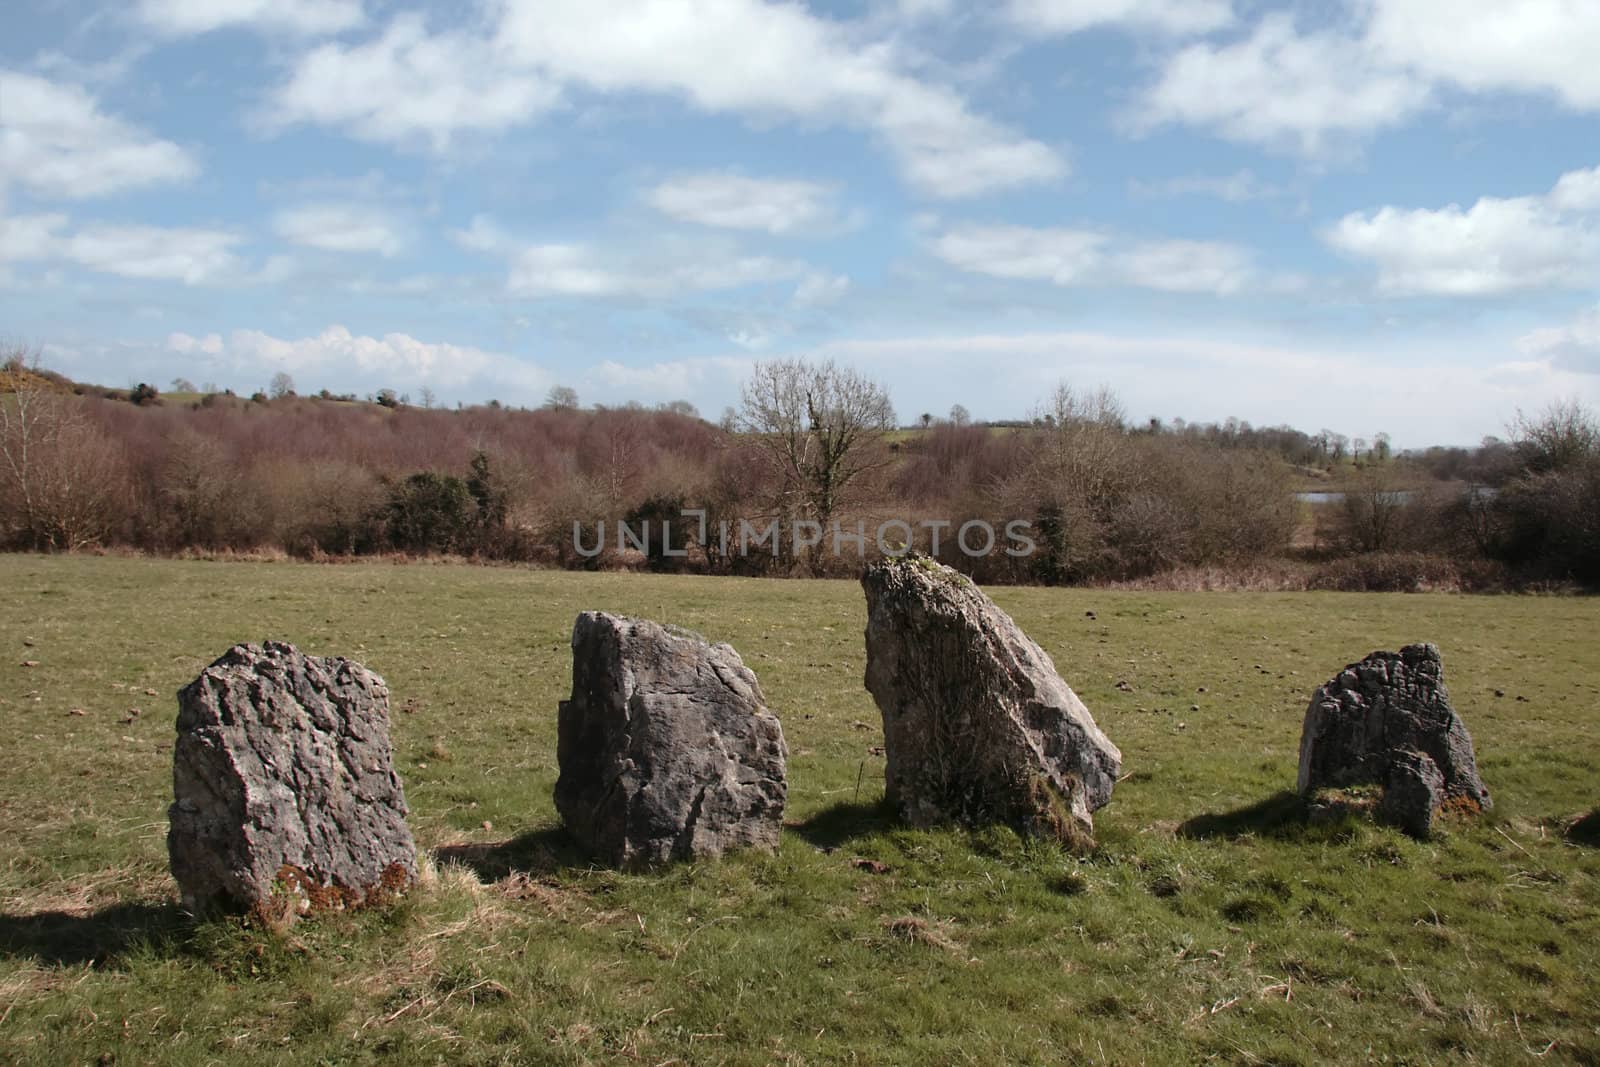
1297 643 1490 837
168 641 416 917
861 556 1122 846
554 613 787 867
1381 750 1446 837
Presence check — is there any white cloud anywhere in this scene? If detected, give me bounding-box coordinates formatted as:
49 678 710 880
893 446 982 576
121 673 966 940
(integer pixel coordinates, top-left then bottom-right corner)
451 216 816 299
1112 239 1255 294
137 0 365 36
166 325 549 393
6 200 311 290
2 212 243 284
794 272 851 307
508 245 627 297
1004 0 1232 36
931 223 1255 295
647 172 840 235
167 331 224 355
1132 14 1431 154
63 224 243 284
592 356 755 397
1550 165 1600 213
1326 164 1600 296
1134 4 1600 156
30 47 149 88
1364 0 1600 111
176 322 1582 446
802 329 1598 447
273 203 406 257
1129 169 1281 202
0 70 198 198
0 212 68 261
933 224 1107 284
1518 306 1600 375
896 0 956 19
265 14 560 151
450 215 512 255
508 242 807 298
270 1 1064 197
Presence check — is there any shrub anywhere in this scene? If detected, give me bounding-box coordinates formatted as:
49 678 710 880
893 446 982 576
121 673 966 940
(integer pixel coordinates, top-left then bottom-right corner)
0 390 130 550
1492 460 1600 585
155 428 275 550
1309 552 1466 592
621 494 699 572
264 460 386 557
384 471 477 554
1483 401 1600 586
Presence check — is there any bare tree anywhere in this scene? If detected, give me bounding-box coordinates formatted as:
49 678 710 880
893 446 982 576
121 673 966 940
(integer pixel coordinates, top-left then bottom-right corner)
269 371 296 399
1336 463 1412 552
420 386 436 410
0 353 127 550
1039 383 1123 430
738 358 895 568
1373 431 1392 462
1511 398 1599 473
545 385 580 411
601 418 640 511
1028 382 1134 509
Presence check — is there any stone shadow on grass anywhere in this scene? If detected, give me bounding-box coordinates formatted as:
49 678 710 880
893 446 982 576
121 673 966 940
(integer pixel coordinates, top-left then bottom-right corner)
0 901 188 967
1178 791 1311 840
432 826 593 880
1567 809 1600 846
788 799 899 851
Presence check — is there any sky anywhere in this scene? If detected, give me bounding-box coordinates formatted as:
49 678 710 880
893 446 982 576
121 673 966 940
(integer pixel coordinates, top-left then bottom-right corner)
2 0 1599 447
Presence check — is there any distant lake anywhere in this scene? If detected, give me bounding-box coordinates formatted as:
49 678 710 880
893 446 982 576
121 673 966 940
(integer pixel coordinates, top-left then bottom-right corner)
1297 487 1496 505
1296 491 1373 504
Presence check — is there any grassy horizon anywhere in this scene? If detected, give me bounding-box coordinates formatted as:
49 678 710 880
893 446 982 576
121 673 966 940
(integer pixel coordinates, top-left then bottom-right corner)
2 554 1598 1064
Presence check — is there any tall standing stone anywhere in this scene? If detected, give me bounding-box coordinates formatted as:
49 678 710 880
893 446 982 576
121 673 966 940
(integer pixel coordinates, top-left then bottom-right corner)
169 641 416 917
1297 643 1491 836
555 612 787 867
862 556 1122 846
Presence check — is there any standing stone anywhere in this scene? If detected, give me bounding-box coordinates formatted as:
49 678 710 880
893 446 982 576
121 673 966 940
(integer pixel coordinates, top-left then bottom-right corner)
1380 750 1447 838
1297 643 1491 836
555 613 787 867
169 641 416 917
861 556 1122 846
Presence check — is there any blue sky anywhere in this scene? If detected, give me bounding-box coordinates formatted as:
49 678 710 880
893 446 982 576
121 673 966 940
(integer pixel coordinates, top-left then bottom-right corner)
2 0 1598 446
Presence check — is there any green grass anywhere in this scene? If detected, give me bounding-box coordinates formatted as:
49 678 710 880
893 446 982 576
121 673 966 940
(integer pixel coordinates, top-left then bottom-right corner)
2 555 1598 1064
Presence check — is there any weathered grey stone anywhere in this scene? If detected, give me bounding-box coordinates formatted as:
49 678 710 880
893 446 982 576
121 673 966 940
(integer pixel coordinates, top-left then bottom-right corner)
554 612 787 867
1381 750 1446 837
861 556 1122 846
1297 643 1491 836
169 641 416 917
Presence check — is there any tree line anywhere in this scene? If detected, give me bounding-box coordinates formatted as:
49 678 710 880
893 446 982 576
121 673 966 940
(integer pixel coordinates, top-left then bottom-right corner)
1 350 1596 589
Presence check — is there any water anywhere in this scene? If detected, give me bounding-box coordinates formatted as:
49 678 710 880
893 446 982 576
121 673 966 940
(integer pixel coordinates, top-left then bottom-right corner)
1296 487 1496 505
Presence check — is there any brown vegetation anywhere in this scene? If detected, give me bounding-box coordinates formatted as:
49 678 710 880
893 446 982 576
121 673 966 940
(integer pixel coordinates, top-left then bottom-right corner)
1 348 1595 588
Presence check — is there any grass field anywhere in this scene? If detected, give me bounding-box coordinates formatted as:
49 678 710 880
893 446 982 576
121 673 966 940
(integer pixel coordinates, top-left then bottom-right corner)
2 555 1598 1064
